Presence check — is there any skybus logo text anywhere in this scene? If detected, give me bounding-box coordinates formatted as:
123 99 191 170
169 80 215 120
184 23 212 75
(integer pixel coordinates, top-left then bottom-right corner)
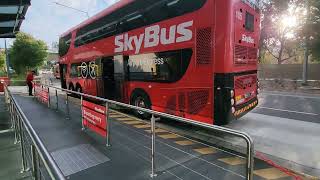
115 20 194 54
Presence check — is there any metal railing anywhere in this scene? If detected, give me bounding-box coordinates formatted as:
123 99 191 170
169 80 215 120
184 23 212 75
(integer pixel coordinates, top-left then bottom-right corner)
42 83 255 180
2 82 66 180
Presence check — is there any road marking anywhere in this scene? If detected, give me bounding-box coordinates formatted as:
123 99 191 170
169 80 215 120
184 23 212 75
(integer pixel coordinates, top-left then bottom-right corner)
218 157 246 166
109 115 125 118
145 129 168 133
116 117 135 121
158 134 180 139
122 121 143 125
175 140 195 146
254 168 289 179
133 124 151 129
256 106 318 116
261 92 320 100
194 147 217 155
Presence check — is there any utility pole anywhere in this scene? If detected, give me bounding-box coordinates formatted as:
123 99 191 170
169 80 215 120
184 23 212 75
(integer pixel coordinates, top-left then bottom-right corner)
53 2 90 18
4 39 10 78
302 0 310 85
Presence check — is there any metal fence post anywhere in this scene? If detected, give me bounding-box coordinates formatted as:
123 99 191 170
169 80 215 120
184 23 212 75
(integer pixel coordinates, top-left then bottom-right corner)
18 116 27 172
13 109 19 144
47 87 50 108
106 102 110 147
9 100 14 129
65 93 70 120
55 89 58 111
150 114 157 178
34 83 37 100
247 141 254 180
31 145 39 180
81 95 85 131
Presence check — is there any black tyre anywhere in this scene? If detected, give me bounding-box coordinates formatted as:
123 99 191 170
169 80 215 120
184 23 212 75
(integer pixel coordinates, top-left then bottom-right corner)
131 90 152 119
75 85 82 97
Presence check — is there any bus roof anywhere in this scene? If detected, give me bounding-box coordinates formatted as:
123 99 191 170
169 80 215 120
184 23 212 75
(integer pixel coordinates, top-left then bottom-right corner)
60 0 133 38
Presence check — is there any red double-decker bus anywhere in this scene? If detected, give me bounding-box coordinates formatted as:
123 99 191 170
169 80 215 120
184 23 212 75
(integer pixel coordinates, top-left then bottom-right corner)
58 0 260 125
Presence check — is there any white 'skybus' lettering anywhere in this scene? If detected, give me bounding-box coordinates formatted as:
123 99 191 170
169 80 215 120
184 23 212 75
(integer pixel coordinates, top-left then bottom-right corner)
115 20 194 54
242 34 254 44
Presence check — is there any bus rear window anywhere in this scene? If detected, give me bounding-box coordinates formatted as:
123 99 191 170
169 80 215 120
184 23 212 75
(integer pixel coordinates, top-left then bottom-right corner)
245 12 254 32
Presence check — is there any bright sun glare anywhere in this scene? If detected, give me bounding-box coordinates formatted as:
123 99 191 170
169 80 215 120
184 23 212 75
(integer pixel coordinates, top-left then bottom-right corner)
281 15 297 28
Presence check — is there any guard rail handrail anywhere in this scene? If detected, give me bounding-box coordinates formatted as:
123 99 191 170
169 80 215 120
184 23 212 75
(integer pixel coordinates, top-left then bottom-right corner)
42 83 254 180
2 82 66 180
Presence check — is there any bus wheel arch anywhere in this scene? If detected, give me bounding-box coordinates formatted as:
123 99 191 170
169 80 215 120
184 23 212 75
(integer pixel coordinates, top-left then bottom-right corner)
130 89 152 119
68 83 75 91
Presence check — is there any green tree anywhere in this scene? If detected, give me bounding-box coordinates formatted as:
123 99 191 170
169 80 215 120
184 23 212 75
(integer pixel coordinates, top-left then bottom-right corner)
307 0 320 62
0 51 5 70
10 32 48 74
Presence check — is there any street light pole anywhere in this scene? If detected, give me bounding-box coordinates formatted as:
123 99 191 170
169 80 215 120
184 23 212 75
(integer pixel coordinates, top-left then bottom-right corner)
302 0 310 85
4 39 10 78
53 2 90 18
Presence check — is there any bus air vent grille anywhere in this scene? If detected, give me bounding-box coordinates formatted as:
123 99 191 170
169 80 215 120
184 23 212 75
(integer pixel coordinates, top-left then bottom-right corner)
178 93 186 112
196 27 212 65
235 75 257 89
235 45 247 59
187 90 209 114
234 45 258 64
248 47 257 59
165 95 177 115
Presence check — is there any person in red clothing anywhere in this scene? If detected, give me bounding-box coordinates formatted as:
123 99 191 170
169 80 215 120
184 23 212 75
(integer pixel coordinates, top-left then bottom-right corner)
26 70 36 96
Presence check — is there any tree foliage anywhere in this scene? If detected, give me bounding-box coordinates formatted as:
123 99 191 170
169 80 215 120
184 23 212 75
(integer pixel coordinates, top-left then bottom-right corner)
307 0 320 62
259 0 320 63
0 51 5 69
10 32 48 74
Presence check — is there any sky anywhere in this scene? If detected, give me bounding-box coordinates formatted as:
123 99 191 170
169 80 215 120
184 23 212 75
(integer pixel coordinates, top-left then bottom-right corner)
0 0 119 51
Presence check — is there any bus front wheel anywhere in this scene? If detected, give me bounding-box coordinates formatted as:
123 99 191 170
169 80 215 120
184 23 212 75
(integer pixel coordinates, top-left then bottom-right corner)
131 91 152 119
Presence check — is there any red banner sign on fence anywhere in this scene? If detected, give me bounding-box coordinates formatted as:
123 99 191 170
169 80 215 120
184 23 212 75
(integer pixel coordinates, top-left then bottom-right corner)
82 100 107 137
34 83 49 104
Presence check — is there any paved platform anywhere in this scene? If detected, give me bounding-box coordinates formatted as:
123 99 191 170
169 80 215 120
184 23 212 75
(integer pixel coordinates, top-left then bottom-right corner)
10 92 298 180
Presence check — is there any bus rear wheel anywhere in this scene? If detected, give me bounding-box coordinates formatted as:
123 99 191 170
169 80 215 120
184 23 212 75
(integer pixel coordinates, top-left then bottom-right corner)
131 91 151 119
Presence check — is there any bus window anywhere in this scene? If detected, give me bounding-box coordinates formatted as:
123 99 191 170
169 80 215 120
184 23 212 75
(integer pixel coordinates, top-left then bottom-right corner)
59 33 72 56
74 0 207 47
128 48 192 82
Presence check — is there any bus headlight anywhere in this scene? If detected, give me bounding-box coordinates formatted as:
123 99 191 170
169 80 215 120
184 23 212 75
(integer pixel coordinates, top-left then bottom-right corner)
230 90 235 97
231 99 235 106
231 107 236 114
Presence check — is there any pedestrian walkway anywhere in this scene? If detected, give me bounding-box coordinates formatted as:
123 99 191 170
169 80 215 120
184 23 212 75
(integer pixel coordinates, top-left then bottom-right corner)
10 92 298 180
0 94 32 180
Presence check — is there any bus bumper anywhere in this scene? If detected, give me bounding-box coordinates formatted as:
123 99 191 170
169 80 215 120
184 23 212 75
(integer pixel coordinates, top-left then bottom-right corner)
233 97 258 118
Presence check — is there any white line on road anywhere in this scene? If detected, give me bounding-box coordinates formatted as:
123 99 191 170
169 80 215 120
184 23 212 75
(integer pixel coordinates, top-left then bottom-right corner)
256 106 319 116
261 92 320 100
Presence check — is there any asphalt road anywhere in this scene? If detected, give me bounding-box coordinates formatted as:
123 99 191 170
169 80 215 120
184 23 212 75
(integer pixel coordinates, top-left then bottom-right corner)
253 91 320 124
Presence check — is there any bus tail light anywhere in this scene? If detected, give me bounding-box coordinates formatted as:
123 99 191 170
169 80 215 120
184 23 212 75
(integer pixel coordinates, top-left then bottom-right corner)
231 107 236 114
231 99 235 106
230 90 235 97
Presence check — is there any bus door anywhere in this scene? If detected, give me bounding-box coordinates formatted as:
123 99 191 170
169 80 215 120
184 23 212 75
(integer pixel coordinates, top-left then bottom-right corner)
95 58 104 98
113 55 129 102
59 64 67 89
102 57 116 100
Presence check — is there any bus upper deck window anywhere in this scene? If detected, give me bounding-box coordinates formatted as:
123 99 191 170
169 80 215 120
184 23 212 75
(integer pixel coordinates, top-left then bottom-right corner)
245 12 254 32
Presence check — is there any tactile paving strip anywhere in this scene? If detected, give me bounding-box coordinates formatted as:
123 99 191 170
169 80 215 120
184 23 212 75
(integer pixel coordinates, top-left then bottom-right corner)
51 144 110 176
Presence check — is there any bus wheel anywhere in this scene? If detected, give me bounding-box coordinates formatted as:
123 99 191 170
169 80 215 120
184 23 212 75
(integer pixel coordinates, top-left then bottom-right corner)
131 91 151 119
76 85 82 97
